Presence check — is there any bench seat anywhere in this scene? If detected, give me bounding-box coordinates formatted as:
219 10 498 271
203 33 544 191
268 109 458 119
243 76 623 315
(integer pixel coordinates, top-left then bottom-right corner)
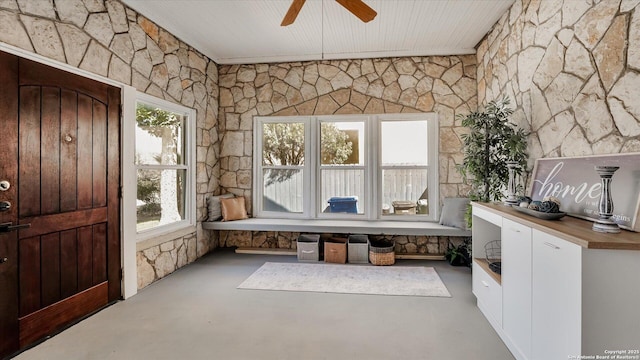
202 218 471 237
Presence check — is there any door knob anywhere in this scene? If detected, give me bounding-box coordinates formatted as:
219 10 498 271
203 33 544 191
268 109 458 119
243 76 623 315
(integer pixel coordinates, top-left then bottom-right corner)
0 257 7 264
0 201 10 211
0 222 30 232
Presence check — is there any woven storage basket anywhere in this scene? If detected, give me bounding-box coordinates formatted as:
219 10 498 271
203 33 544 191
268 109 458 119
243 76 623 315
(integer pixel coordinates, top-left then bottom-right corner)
369 239 395 266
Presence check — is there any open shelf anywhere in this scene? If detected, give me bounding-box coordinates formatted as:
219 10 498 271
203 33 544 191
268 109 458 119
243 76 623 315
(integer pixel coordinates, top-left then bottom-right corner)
474 258 502 284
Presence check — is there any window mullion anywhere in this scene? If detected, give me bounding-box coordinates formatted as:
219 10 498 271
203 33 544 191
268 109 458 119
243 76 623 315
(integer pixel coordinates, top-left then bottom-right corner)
253 116 262 217
428 117 439 218
370 115 379 220
307 116 316 218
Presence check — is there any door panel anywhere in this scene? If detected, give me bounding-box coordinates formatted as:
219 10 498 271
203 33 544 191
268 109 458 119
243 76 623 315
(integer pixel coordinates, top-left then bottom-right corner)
40 233 61 307
41 87 62 215
60 229 78 299
18 237 40 317
0 50 121 358
77 94 94 210
92 223 108 284
18 86 41 218
77 226 95 292
92 101 108 208
60 90 78 213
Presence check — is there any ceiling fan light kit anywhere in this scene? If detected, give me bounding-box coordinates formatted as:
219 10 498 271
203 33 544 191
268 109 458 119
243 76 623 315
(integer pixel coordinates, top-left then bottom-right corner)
281 0 377 26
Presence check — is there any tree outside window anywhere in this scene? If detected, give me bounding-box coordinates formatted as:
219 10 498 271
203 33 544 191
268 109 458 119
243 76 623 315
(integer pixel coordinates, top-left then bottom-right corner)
260 121 356 213
254 114 438 220
135 103 186 231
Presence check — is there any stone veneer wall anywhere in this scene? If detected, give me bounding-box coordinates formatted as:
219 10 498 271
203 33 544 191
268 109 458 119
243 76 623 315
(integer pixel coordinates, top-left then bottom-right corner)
0 0 220 289
137 232 197 286
217 56 477 252
476 0 640 175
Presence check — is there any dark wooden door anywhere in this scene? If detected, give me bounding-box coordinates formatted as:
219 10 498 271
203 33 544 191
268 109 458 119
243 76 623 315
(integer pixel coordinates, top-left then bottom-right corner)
0 51 121 358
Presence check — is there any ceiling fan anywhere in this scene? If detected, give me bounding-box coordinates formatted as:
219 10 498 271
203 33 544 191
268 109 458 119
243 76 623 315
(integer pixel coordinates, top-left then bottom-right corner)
281 0 377 26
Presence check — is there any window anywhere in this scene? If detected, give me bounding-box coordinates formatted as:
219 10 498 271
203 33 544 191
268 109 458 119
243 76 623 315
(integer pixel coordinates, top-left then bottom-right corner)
319 119 367 215
254 114 438 221
135 94 195 236
259 119 308 214
380 118 437 217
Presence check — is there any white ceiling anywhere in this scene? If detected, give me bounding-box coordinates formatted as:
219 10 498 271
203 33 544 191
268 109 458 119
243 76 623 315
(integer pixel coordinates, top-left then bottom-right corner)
121 0 515 65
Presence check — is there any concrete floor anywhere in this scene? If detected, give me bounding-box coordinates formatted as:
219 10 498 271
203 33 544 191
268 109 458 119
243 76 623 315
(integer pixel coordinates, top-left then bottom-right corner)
15 249 514 360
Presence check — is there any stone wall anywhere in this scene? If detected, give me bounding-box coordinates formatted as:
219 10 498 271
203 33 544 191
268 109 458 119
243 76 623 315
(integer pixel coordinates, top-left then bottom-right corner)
217 57 477 251
220 230 456 256
218 56 478 216
476 0 640 175
137 232 197 288
0 0 220 289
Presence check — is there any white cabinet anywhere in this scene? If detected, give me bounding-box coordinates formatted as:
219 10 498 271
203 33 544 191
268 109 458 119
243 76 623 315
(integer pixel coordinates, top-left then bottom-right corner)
472 260 502 328
471 202 640 360
502 219 532 360
531 230 581 360
471 206 503 329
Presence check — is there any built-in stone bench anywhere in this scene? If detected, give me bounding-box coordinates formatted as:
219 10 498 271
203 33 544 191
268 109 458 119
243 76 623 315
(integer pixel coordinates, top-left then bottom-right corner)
203 218 471 259
202 218 471 236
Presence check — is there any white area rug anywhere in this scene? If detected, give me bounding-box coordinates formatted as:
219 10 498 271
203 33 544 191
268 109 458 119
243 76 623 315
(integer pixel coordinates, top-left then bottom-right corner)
237 262 451 297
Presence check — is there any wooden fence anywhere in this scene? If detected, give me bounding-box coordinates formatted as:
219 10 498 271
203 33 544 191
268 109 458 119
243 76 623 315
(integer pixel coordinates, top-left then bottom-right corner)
263 168 428 213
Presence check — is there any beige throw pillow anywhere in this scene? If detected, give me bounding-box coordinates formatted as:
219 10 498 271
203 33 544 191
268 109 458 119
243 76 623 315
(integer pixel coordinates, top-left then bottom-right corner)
220 196 249 221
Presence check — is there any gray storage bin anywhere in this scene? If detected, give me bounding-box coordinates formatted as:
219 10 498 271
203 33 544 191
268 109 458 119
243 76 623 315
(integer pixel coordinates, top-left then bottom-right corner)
348 234 369 264
297 234 321 261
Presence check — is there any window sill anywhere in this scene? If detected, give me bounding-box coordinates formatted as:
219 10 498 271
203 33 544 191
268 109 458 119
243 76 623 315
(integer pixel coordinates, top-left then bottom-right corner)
136 225 197 251
202 218 471 237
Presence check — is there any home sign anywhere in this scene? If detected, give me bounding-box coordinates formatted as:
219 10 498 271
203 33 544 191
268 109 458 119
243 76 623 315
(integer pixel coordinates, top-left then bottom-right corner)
529 153 640 232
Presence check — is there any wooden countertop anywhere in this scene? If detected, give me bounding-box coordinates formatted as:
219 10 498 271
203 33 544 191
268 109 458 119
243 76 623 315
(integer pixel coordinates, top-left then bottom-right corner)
472 202 640 250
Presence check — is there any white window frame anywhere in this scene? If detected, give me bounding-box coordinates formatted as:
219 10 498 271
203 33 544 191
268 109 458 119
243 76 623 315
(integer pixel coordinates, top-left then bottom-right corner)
377 114 439 221
254 113 439 221
316 116 370 219
253 116 312 219
132 93 196 241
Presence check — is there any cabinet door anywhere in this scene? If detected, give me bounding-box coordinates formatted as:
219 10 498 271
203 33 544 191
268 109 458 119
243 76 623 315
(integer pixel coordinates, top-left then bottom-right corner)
472 261 503 328
532 230 581 360
502 218 532 360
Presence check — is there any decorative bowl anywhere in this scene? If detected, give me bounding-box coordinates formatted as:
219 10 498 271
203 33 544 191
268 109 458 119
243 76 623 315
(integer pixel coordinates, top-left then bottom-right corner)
513 206 566 220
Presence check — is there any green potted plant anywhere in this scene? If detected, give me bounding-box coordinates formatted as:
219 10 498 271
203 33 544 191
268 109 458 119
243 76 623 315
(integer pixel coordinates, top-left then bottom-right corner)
457 97 528 225
444 237 472 267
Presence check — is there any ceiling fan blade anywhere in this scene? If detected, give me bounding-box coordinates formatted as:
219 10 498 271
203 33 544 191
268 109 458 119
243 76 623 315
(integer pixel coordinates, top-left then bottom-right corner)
335 0 377 23
281 0 306 26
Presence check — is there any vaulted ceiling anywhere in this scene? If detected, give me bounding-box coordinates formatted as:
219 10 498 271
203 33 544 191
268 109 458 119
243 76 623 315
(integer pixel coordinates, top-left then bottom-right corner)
121 0 515 64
